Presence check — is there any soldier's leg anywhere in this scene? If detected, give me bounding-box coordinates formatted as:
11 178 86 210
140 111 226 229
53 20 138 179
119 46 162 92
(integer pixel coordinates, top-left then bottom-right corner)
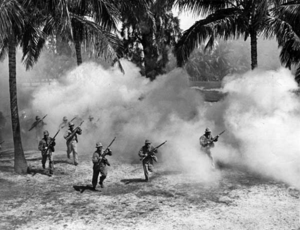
66 142 71 159
41 152 46 169
148 163 154 173
142 162 149 181
206 149 215 168
92 168 100 189
49 151 54 175
71 141 79 165
99 166 107 188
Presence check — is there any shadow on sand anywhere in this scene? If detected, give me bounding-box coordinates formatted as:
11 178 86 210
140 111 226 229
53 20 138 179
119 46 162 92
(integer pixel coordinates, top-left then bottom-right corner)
121 178 146 184
28 167 52 177
73 185 101 193
54 160 74 165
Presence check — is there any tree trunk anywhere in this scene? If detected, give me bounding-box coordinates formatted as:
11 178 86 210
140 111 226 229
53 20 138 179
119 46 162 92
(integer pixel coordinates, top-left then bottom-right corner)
250 30 258 70
74 33 82 66
8 38 28 174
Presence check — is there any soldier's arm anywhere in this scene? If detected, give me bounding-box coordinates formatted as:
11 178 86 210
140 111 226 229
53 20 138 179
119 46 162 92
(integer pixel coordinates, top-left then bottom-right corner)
38 140 44 151
63 130 70 140
138 148 146 157
92 152 100 163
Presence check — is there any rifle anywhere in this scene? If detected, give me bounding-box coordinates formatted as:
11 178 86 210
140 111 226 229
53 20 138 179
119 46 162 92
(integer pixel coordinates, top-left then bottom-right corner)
42 129 60 156
28 114 47 131
70 116 77 122
205 130 226 145
100 137 116 166
140 140 167 161
66 120 84 142
103 136 116 156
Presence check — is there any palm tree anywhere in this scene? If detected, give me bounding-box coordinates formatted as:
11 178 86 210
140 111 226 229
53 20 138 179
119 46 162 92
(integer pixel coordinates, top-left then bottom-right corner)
0 0 44 173
119 0 181 80
174 0 275 70
36 0 122 67
265 0 300 83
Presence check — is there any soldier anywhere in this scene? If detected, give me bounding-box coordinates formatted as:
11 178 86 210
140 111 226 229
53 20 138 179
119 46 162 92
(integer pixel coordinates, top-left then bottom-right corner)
32 115 47 145
38 130 56 175
64 122 82 165
138 140 158 182
199 128 219 168
60 116 68 129
92 142 112 190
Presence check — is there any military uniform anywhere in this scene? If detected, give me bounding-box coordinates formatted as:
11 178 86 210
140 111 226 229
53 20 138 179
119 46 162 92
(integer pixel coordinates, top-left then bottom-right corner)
138 140 157 181
199 128 218 168
33 116 47 145
64 122 82 165
92 142 112 189
59 116 68 129
38 130 56 175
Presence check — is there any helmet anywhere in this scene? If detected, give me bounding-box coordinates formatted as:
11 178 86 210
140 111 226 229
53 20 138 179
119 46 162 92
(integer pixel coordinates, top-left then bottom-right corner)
96 142 102 148
36 116 40 120
43 130 49 136
63 116 68 122
69 122 74 127
205 128 211 133
145 139 151 144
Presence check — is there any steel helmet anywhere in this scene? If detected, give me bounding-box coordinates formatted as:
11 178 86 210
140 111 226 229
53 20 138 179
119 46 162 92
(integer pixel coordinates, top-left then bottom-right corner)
36 116 40 120
96 142 102 148
63 116 68 122
145 139 151 144
69 122 74 127
205 128 211 133
43 130 49 136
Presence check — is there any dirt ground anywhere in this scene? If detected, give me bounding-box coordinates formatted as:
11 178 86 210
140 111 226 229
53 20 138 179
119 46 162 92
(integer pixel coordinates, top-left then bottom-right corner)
0 148 299 230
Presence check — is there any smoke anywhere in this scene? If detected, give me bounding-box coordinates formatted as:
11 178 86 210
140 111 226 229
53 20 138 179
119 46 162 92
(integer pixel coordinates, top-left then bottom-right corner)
30 60 223 182
215 68 300 188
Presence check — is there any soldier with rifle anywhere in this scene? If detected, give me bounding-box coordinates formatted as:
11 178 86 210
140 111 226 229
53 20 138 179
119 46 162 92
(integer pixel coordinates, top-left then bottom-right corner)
199 128 225 169
138 139 167 182
91 138 115 190
64 121 83 166
29 115 47 145
38 130 59 175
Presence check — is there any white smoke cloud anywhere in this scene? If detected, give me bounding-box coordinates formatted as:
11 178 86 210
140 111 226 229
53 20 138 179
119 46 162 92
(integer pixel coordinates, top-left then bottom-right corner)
31 60 221 183
217 68 300 188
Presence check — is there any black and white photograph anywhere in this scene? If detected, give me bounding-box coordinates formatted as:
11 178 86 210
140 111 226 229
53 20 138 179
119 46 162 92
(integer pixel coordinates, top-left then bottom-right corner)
0 1 299 229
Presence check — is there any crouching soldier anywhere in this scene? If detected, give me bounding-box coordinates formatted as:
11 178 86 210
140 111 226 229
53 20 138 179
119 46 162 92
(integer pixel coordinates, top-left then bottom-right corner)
38 130 56 175
92 142 112 189
199 128 219 168
138 140 158 182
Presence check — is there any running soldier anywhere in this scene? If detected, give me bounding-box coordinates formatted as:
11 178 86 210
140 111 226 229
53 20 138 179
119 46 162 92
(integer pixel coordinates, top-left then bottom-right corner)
92 142 112 189
199 128 219 168
138 140 158 182
31 116 47 145
38 130 56 175
59 116 68 129
64 122 82 165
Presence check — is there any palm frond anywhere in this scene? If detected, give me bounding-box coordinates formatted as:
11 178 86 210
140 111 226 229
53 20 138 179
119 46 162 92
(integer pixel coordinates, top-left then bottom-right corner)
20 24 45 69
0 0 25 40
71 13 121 62
89 0 119 31
175 8 244 66
174 0 233 16
0 38 8 61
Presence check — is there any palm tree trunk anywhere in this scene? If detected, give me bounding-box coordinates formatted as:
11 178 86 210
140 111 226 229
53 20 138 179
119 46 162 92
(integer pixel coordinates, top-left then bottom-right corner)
250 30 258 70
74 35 82 66
8 38 27 174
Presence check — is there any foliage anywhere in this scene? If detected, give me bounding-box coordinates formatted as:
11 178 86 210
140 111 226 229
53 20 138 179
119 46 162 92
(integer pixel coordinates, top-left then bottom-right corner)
174 0 276 70
119 0 181 80
185 40 250 81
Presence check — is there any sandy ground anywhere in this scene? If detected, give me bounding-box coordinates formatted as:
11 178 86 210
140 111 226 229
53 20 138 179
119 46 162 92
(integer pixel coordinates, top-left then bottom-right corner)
0 149 299 230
